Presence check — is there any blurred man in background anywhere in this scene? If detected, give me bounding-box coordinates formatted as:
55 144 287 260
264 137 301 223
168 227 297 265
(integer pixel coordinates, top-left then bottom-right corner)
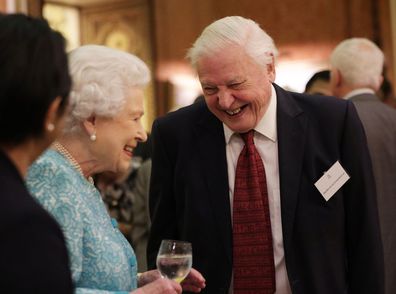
330 37 396 294
304 69 331 96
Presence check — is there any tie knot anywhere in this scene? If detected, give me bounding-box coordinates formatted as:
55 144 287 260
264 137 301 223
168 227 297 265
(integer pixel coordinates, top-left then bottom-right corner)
240 130 255 147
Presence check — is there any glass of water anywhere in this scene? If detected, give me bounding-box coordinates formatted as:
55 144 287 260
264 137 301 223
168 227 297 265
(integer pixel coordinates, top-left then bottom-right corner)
156 239 192 283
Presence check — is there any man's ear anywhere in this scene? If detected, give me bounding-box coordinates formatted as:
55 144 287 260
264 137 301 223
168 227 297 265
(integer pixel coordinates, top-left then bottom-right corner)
333 69 342 87
267 55 276 82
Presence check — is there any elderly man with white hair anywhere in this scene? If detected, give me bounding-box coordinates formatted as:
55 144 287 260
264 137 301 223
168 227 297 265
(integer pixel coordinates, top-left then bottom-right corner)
148 17 384 294
330 38 396 294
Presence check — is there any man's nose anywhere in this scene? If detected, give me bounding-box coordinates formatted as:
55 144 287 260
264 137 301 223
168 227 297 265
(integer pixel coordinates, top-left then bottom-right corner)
218 90 235 109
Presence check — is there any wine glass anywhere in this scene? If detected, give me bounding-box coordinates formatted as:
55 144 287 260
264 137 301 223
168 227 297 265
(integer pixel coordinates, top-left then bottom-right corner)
156 239 192 283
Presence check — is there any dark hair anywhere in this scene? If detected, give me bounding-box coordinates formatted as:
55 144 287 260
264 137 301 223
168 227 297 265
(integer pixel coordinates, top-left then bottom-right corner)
304 70 330 93
378 76 394 101
0 13 71 144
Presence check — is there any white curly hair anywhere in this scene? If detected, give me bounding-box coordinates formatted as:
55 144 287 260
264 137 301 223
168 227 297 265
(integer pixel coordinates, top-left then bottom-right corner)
64 45 150 133
186 16 278 69
330 38 384 90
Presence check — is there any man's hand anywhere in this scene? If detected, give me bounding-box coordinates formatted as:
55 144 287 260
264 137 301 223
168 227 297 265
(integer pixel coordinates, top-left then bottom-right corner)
181 268 206 292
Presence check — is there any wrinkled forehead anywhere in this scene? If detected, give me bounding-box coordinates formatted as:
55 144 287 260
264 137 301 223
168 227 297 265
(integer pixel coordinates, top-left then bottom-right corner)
198 46 247 70
197 48 267 85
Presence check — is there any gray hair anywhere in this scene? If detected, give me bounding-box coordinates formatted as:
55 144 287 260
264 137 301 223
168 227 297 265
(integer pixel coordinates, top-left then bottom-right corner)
65 45 150 133
186 16 278 69
330 38 384 90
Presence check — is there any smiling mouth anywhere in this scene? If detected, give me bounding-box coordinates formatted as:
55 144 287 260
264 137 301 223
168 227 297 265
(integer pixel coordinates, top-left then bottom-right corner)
124 145 134 157
225 105 247 116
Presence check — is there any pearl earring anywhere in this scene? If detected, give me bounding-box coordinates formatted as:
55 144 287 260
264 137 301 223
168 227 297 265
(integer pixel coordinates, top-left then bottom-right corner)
90 133 97 142
47 123 55 132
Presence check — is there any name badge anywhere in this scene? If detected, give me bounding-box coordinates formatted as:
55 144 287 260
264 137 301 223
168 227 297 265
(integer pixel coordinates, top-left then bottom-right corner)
314 161 350 201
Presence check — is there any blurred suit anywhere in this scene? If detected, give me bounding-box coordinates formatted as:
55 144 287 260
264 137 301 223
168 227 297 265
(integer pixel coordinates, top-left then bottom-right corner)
131 158 152 272
349 93 396 294
0 150 73 293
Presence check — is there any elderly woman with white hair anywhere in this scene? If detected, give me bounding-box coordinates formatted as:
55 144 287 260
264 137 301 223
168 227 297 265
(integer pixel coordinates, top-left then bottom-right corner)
26 45 205 294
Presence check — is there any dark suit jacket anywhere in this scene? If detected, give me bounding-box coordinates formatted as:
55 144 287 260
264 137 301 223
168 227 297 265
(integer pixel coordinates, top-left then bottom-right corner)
148 84 384 294
349 93 396 294
0 150 73 293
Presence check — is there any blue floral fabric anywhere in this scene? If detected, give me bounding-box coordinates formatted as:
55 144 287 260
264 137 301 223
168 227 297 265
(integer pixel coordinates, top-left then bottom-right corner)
26 149 137 294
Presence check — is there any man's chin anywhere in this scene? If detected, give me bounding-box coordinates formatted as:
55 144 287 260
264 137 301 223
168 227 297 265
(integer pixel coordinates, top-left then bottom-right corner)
225 121 253 134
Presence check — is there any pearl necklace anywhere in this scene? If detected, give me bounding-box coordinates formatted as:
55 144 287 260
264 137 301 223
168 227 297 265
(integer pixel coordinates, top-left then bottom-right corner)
52 142 94 185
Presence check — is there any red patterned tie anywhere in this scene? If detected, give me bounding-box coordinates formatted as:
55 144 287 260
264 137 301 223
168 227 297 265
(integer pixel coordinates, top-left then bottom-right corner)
233 130 276 294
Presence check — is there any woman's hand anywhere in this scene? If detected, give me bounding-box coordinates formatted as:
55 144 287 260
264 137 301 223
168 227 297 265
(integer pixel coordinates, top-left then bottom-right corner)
132 277 182 294
137 269 162 287
180 268 206 293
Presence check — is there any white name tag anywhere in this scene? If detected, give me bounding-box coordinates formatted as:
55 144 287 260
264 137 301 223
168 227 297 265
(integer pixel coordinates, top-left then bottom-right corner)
314 161 350 201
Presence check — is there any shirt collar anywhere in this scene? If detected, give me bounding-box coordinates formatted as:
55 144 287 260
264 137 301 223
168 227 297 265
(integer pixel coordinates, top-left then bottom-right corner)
344 88 375 100
224 85 277 143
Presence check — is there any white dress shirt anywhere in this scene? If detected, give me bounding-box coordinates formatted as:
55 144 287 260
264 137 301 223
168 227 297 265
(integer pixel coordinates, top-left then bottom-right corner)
224 85 292 294
343 88 375 100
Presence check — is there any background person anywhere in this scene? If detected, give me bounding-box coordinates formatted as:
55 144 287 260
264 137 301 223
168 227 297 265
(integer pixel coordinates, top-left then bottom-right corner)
0 13 73 293
147 16 384 294
95 133 153 248
304 69 331 95
130 158 152 272
330 37 396 294
27 45 205 294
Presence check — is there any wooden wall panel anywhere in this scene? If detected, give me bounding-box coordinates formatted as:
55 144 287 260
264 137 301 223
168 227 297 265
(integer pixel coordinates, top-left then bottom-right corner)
35 0 394 116
0 0 6 12
378 0 394 84
152 0 394 114
27 0 43 17
153 0 376 61
212 0 348 45
346 0 375 37
80 0 155 131
391 0 396 86
153 0 213 64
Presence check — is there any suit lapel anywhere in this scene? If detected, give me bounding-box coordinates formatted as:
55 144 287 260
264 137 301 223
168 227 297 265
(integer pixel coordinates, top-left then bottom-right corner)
274 85 307 249
194 107 233 266
191 85 307 266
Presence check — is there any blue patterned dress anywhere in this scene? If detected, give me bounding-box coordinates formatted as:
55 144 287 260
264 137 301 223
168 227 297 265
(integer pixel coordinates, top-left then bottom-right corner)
27 150 137 294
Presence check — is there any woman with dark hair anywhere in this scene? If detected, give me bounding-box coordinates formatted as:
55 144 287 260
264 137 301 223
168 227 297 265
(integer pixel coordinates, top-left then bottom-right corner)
0 14 73 293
